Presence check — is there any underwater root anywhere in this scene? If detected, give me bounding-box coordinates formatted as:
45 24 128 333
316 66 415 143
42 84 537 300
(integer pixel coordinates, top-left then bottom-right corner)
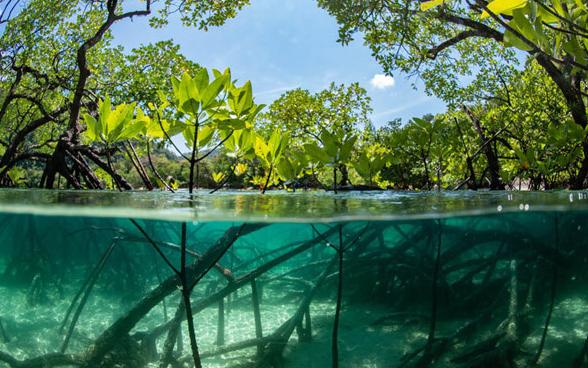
139 225 342 367
2 217 581 368
254 255 337 368
158 300 186 368
127 220 235 282
171 255 338 367
573 335 588 368
398 248 541 368
60 241 118 353
0 224 264 368
0 318 9 343
81 223 264 367
449 259 533 368
0 221 345 368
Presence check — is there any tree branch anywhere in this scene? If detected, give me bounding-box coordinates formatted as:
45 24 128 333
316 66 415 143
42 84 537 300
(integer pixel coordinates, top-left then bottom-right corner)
427 30 488 59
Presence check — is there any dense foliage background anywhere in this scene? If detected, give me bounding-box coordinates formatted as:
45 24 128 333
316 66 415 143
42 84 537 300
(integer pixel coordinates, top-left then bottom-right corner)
1 0 587 191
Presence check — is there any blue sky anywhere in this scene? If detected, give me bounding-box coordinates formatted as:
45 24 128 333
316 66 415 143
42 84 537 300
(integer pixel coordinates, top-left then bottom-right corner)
112 0 446 127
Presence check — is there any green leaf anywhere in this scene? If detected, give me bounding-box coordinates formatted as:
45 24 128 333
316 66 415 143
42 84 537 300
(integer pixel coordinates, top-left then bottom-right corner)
7 167 26 185
268 130 282 162
182 124 196 147
304 142 330 164
235 163 248 176
223 131 237 152
212 171 225 183
107 103 136 142
236 129 256 159
563 37 588 65
504 29 533 51
193 68 210 95
146 116 173 139
248 103 266 120
420 0 447 11
353 152 371 179
171 77 181 98
537 5 560 23
201 74 227 110
219 118 246 130
178 72 200 115
119 120 144 140
236 81 254 115
340 135 357 162
254 135 270 164
481 0 528 19
212 68 222 79
99 95 111 130
291 150 308 167
321 130 339 158
198 125 215 146
276 157 295 180
212 68 231 87
83 113 99 142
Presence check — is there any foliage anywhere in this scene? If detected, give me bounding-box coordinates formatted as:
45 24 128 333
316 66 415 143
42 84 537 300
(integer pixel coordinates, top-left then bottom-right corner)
259 83 372 144
304 128 357 192
317 0 588 187
353 148 387 186
1 0 588 192
83 96 141 145
0 0 255 189
254 130 289 192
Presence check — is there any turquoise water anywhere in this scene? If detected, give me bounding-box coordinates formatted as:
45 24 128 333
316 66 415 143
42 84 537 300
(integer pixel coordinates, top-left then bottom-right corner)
0 190 587 367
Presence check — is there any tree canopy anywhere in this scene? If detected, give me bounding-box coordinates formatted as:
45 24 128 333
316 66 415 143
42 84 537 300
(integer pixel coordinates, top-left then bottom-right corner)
1 0 587 191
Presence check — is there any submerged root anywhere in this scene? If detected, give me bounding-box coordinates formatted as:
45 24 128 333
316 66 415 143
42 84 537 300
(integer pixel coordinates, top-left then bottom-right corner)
159 301 186 368
255 255 337 368
0 318 8 343
449 259 533 368
61 241 118 353
573 335 588 368
81 224 263 367
2 215 585 368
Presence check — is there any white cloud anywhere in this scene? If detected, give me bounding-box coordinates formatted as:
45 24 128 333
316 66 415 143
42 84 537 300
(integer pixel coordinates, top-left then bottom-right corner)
372 96 432 118
370 74 395 90
256 85 299 97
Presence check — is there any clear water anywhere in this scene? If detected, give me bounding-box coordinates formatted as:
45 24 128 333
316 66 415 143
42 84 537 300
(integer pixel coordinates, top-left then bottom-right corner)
0 189 587 368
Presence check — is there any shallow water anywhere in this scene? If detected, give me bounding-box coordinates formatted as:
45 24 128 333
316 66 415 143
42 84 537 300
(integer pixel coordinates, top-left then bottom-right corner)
0 190 587 367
